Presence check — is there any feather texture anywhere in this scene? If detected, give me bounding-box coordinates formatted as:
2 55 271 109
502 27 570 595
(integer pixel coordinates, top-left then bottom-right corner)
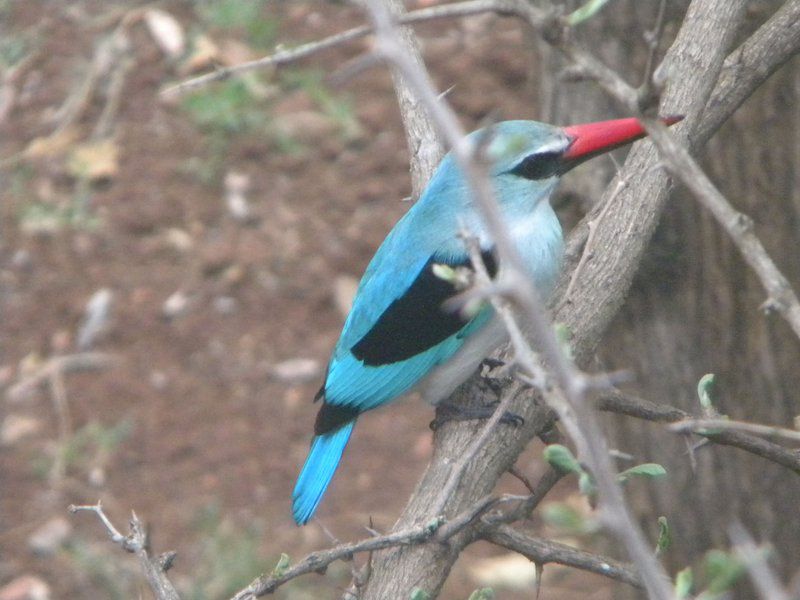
292 421 356 525
291 120 585 524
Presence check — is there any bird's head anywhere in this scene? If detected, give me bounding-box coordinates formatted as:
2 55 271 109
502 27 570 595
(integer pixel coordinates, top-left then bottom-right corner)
419 115 681 224
484 115 681 181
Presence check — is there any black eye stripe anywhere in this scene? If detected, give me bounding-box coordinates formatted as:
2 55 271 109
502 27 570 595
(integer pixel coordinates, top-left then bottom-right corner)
508 151 561 180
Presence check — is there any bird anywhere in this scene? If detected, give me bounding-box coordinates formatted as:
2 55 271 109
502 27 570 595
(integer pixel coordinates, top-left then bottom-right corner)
292 115 680 525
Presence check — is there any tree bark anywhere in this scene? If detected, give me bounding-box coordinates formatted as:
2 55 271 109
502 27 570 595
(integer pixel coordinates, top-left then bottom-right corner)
597 5 800 577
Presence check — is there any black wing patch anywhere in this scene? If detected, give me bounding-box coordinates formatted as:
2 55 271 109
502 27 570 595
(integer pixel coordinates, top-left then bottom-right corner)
315 400 359 435
350 249 497 366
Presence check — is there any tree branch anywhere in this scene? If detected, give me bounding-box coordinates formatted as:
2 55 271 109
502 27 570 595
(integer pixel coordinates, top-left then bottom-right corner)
670 418 800 443
69 503 180 600
480 524 642 589
160 0 520 99
597 391 800 475
697 0 800 143
229 494 520 599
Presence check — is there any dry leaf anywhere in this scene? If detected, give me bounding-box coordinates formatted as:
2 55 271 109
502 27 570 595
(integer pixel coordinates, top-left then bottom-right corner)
67 138 119 180
24 126 82 160
181 35 219 75
144 9 186 59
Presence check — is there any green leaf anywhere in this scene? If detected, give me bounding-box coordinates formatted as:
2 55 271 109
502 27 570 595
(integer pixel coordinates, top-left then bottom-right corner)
578 471 597 499
704 549 745 594
410 588 431 600
656 516 671 556
674 567 693 598
566 0 614 26
424 517 444 535
271 553 290 577
543 444 582 475
697 373 716 412
467 588 494 600
618 463 667 483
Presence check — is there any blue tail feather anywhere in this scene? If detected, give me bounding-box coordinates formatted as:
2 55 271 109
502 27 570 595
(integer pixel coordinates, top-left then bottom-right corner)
292 420 356 525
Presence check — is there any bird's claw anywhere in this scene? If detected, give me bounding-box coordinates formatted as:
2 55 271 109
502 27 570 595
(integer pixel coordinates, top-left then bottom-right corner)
429 400 524 430
480 357 506 371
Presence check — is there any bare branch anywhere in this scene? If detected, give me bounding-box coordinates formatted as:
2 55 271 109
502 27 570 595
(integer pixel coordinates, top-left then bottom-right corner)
160 0 522 99
7 352 116 402
230 494 519 599
670 418 800 443
481 524 642 589
486 468 565 525
698 0 800 143
429 374 524 517
69 503 181 600
598 392 800 475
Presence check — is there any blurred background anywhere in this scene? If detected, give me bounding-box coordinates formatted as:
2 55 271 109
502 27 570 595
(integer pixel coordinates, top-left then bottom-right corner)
1 1 798 599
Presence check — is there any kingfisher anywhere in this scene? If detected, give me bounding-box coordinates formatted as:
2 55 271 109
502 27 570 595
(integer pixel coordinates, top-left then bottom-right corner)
292 116 679 524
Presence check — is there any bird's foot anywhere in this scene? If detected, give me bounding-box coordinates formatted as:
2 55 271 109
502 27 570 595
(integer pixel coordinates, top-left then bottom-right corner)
478 375 505 397
480 357 507 371
430 399 524 430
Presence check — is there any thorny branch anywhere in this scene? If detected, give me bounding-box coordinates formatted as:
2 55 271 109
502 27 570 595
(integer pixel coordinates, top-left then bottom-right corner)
71 493 640 600
69 503 180 600
598 391 800 475
670 418 800 444
229 491 631 599
480 524 642 588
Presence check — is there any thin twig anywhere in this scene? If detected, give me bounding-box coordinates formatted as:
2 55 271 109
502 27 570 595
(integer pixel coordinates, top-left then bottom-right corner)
48 369 72 487
486 468 565 525
642 115 800 341
430 378 523 517
641 0 668 88
670 418 800 443
230 494 516 599
160 0 521 98
7 352 116 402
598 391 800 475
481 524 642 588
69 502 181 600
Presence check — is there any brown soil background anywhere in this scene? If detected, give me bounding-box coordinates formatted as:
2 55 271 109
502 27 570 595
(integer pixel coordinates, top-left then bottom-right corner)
1 2 619 598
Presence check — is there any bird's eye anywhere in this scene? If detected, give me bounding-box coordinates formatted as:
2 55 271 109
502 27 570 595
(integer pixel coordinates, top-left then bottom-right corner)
508 151 561 180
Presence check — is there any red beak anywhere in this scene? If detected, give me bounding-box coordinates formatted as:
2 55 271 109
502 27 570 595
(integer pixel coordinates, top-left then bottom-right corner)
561 115 683 169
